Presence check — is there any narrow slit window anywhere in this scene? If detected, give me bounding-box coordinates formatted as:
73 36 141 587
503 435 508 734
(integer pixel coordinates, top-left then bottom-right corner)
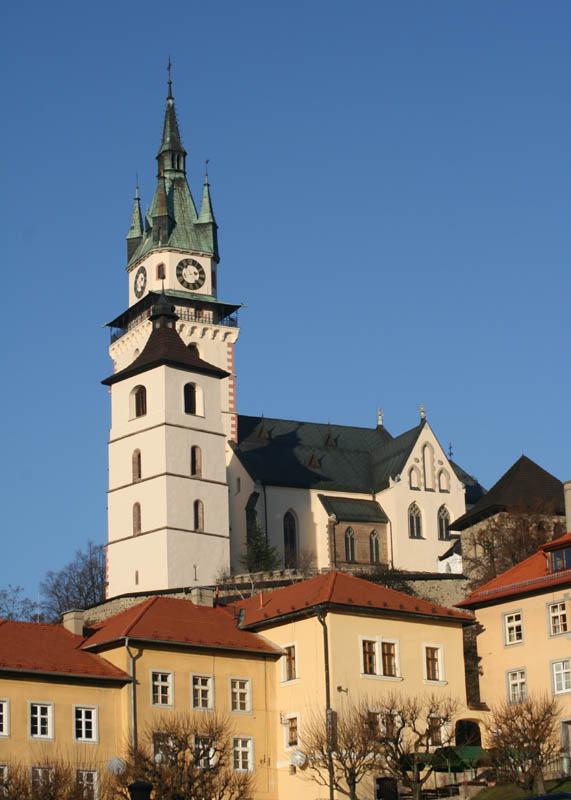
191 446 202 477
133 502 141 535
194 499 204 532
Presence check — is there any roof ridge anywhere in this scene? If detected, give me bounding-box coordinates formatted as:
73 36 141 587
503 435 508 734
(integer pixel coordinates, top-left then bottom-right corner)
123 596 159 637
239 414 381 434
466 550 545 599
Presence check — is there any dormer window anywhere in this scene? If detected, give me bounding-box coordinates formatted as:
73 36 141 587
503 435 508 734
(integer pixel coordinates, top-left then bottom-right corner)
552 547 571 572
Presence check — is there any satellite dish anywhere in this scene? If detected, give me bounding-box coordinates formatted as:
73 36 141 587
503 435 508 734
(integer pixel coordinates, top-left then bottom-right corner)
107 757 127 775
290 750 308 769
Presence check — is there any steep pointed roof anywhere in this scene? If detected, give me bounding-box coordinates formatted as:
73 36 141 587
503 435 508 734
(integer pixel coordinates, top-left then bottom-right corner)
233 570 473 629
126 187 144 240
198 175 216 224
450 455 564 531
156 86 187 158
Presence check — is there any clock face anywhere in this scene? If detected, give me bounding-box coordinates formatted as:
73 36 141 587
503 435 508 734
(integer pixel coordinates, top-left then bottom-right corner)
134 266 147 298
176 258 206 290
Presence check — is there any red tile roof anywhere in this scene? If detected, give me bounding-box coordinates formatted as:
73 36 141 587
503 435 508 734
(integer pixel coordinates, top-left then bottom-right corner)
83 596 281 655
457 531 571 608
233 571 474 627
0 620 129 681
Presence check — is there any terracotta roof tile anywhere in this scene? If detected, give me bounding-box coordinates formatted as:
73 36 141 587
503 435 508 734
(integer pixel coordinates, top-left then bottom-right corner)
0 620 129 680
83 596 281 655
233 571 473 627
457 530 571 608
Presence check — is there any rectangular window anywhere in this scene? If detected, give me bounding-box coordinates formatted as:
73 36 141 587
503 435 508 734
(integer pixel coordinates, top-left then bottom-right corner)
287 716 298 748
152 732 177 764
152 672 173 706
428 717 443 746
505 611 523 644
74 706 98 742
31 767 55 791
550 602 568 635
508 669 527 702
425 647 440 682
552 548 571 572
553 660 571 694
383 712 397 739
0 700 9 737
284 645 297 682
382 642 396 677
30 703 53 739
232 737 253 772
192 675 213 710
194 735 214 768
76 769 98 800
0 765 7 787
230 678 251 713
363 640 376 675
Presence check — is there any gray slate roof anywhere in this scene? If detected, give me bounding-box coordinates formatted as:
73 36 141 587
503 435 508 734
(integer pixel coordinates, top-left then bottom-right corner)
318 495 389 523
233 415 483 498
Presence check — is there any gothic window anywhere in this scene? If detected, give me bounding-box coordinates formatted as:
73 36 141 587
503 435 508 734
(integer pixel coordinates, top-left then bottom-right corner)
423 444 434 490
132 449 142 482
133 503 141 535
438 470 450 492
408 503 422 539
370 531 380 563
345 528 355 562
438 506 451 540
194 500 204 532
283 511 297 569
133 386 147 418
409 467 420 490
191 446 202 477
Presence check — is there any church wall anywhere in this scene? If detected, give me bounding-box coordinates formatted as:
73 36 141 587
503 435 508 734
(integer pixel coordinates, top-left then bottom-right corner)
226 453 256 572
108 427 167 490
107 532 169 595
108 369 166 441
264 487 321 568
163 367 224 434
166 528 229 587
330 520 389 568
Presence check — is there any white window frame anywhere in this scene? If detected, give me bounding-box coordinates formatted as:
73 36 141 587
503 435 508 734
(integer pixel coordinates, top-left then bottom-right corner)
503 610 524 646
229 677 252 714
422 643 446 685
549 602 568 636
76 768 99 799
151 670 174 707
31 766 55 789
281 642 298 684
0 764 7 785
359 636 402 681
0 699 9 737
507 668 527 703
552 659 571 695
283 713 300 750
194 734 216 768
29 702 54 740
191 673 214 711
232 736 254 772
73 705 98 743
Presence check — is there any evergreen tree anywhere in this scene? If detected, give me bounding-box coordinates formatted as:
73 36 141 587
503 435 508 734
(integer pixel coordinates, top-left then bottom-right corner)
240 523 280 572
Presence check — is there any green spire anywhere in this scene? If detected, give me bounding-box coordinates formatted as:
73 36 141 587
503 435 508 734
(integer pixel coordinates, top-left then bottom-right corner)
156 67 187 171
198 167 215 224
126 186 144 261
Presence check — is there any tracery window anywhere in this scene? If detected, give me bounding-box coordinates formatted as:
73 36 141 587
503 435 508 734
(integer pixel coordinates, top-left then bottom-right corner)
345 528 355 562
408 504 422 539
370 531 380 563
438 506 451 541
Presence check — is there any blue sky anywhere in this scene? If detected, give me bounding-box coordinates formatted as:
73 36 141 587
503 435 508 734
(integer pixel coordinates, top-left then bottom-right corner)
1 0 570 599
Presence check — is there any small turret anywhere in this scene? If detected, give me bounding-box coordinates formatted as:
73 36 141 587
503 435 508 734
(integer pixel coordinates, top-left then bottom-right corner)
196 165 219 260
156 61 187 178
126 186 144 262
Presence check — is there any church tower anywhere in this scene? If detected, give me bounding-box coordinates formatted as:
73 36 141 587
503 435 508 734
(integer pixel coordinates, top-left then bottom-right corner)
104 75 239 597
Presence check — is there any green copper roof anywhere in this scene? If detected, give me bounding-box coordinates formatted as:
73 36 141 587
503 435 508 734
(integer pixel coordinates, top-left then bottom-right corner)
157 93 186 158
126 187 144 240
198 177 215 224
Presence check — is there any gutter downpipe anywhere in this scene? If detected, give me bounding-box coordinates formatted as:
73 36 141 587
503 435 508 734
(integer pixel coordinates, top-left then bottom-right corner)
125 638 137 750
317 607 335 800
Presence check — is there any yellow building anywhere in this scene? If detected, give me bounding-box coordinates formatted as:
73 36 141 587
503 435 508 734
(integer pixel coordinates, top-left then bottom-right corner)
458 527 571 764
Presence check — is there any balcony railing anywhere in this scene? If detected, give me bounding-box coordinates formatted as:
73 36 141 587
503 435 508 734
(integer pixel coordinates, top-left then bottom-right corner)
110 307 238 343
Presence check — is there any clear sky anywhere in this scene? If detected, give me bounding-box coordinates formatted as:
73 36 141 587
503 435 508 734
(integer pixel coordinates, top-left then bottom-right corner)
1 0 570 599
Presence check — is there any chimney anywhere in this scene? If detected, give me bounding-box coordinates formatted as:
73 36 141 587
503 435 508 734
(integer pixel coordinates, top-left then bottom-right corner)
190 588 214 607
62 609 85 636
564 481 571 532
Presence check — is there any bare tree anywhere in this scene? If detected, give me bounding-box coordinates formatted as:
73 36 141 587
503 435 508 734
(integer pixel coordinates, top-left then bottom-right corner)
0 758 105 800
375 692 459 800
302 698 385 800
112 713 253 800
463 501 565 591
40 540 106 621
484 694 562 795
0 585 38 621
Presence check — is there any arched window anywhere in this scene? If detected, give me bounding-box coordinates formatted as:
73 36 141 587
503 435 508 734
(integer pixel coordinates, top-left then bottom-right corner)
423 444 434 490
132 449 142 482
133 386 146 418
191 446 202 477
438 470 450 492
409 467 420 490
133 503 141 535
369 531 380 563
184 383 197 415
438 506 451 541
156 263 166 280
345 528 355 562
283 511 297 569
194 500 204 532
408 504 422 539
